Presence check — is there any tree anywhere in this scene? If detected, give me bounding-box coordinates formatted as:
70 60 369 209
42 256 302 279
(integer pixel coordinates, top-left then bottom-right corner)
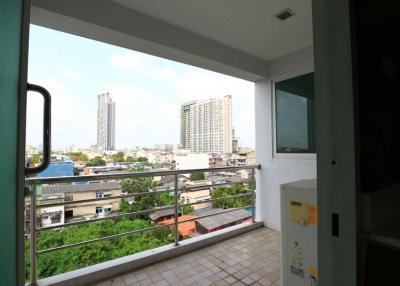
29 154 42 164
112 152 125 162
73 167 81 176
25 218 173 280
190 171 205 181
88 156 106 166
120 176 173 213
126 156 135 163
182 205 194 214
211 184 252 209
137 157 148 162
248 176 256 190
67 152 88 161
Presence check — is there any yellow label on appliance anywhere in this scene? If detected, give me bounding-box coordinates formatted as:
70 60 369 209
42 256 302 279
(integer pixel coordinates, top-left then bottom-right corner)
308 205 318 224
289 201 309 225
309 266 319 277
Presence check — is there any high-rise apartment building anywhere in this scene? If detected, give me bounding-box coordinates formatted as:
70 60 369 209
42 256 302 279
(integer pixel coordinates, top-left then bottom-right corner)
97 92 115 152
180 96 233 154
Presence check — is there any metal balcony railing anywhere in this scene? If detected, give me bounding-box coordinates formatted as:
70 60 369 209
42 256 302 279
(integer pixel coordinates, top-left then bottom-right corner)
25 164 260 286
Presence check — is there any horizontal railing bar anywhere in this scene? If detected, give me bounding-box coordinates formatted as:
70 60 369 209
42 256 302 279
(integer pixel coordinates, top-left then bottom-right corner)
182 182 240 191
179 192 253 208
36 205 252 254
36 224 170 255
176 205 253 225
33 183 250 209
26 165 260 184
38 204 175 231
35 188 174 208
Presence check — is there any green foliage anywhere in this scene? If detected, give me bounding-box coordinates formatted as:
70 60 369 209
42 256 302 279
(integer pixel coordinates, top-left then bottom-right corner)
29 153 42 164
211 184 252 209
112 152 125 162
67 152 88 161
25 219 172 280
73 167 80 176
88 156 106 166
182 205 194 214
190 171 205 181
248 177 256 190
137 157 148 162
125 156 135 162
121 177 174 213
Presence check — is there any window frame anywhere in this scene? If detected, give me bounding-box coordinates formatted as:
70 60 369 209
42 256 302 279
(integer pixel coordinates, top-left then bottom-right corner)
272 69 316 159
95 192 104 199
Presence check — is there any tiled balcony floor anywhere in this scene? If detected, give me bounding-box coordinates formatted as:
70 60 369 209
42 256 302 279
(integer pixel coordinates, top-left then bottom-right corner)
94 227 281 286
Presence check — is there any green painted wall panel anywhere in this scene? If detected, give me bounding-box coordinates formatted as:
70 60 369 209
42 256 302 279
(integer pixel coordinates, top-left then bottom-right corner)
0 0 24 285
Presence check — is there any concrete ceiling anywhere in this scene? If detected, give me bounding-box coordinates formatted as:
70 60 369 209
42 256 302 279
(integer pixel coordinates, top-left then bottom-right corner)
111 0 313 61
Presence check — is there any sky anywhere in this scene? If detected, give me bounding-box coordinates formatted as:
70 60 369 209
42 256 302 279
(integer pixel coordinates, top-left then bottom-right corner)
27 25 255 150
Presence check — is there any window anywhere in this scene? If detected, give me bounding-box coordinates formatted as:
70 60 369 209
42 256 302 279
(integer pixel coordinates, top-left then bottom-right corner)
95 206 103 214
96 192 104 199
275 72 315 153
65 194 73 201
103 192 112 198
65 210 73 219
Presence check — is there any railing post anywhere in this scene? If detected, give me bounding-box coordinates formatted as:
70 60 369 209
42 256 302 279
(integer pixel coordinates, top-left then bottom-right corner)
30 184 37 286
251 168 256 223
174 174 179 246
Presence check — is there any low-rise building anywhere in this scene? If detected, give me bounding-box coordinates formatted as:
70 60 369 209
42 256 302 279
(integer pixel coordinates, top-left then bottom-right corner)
175 152 209 170
42 182 121 221
195 209 252 234
180 189 211 210
158 214 196 238
149 208 181 224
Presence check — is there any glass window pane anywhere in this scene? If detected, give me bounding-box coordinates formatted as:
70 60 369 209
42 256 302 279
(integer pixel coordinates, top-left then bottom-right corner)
275 72 315 153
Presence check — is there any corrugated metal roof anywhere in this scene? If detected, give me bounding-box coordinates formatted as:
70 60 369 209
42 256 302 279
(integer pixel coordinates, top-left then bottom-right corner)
43 182 121 194
149 208 180 220
196 208 252 230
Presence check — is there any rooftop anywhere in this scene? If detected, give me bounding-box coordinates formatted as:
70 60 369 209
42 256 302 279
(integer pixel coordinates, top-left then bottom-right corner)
159 215 196 237
197 209 253 230
94 227 280 286
43 182 121 194
149 208 181 221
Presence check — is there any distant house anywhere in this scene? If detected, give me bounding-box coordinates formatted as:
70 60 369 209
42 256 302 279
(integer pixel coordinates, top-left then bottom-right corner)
42 181 121 222
158 214 196 238
195 209 252 234
180 189 211 210
149 208 181 224
37 160 74 177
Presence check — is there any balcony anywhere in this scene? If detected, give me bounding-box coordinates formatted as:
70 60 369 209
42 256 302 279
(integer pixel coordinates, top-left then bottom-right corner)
25 165 273 286
94 227 280 286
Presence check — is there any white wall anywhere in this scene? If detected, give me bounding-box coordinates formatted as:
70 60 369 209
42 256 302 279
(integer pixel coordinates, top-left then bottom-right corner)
175 153 209 170
256 47 316 231
312 0 357 285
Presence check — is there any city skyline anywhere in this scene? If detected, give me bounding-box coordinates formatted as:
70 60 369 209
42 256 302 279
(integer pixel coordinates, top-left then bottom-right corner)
26 25 255 151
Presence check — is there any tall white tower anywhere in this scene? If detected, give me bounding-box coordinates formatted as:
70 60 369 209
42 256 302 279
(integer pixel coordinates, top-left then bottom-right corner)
97 92 115 152
180 95 233 154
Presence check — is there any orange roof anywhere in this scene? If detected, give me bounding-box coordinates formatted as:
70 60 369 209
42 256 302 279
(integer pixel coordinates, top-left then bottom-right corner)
159 215 196 237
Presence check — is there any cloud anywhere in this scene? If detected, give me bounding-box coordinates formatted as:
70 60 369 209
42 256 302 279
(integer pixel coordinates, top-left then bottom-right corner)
26 76 95 149
60 68 81 81
105 82 157 107
110 52 157 73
